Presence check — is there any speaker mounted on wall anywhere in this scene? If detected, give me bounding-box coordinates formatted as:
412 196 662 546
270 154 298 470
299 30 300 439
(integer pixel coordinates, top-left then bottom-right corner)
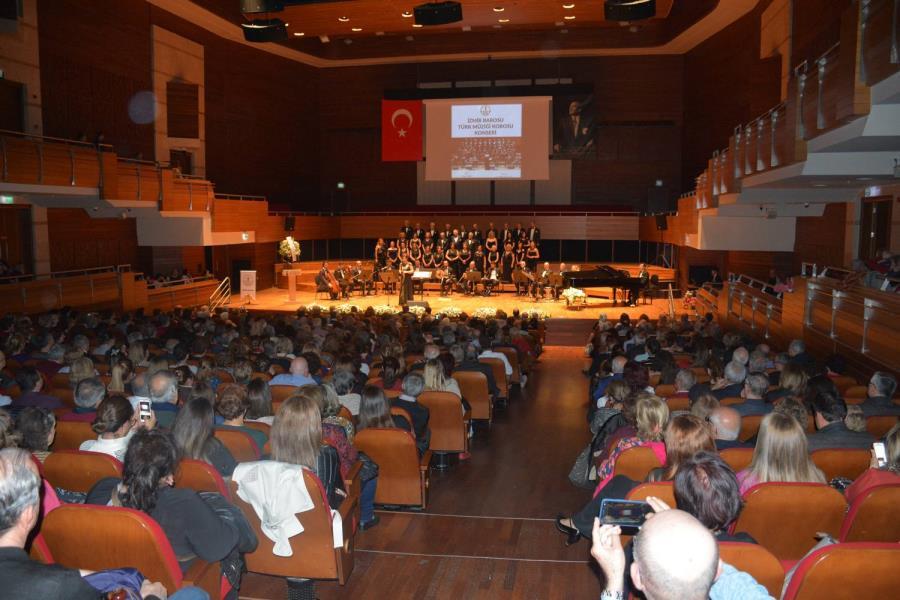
414 1 463 26
284 215 295 232
604 0 656 22
241 18 288 42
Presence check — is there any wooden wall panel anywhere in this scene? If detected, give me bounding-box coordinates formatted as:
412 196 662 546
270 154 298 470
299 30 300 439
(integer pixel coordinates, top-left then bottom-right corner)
46 208 137 272
166 81 200 139
792 0 854 69
182 246 206 274
0 205 32 271
794 202 849 270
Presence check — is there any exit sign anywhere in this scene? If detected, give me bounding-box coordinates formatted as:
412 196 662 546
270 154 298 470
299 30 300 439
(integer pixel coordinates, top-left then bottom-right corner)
0 196 13 204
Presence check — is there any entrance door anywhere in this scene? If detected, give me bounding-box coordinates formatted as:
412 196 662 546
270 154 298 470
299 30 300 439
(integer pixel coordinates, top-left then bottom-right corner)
859 196 892 261
231 259 251 292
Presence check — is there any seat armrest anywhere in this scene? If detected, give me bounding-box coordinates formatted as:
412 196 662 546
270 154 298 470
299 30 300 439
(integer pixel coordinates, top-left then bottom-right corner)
419 450 432 470
182 559 221 600
344 461 362 500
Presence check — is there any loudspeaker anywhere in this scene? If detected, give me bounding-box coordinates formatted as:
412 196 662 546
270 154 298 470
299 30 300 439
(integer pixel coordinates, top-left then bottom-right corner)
240 0 284 13
241 18 288 42
284 215 295 232
604 0 656 22
414 1 463 26
655 214 668 231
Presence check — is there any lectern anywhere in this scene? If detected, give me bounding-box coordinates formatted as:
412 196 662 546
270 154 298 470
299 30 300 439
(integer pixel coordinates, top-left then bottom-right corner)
282 268 303 302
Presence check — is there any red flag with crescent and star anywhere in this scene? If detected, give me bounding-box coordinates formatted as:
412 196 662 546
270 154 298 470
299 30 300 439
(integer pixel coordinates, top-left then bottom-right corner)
382 99 423 162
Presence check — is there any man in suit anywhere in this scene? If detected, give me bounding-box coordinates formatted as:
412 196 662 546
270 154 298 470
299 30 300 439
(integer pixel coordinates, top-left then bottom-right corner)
315 262 339 300
861 372 900 416
471 223 482 245
712 361 746 400
400 219 413 241
427 221 438 241
513 222 524 243
333 263 351 299
501 222 513 244
708 407 751 450
413 222 424 241
527 221 541 245
732 372 773 417
807 389 874 451
393 372 430 452
554 100 596 155
450 343 500 399
10 368 63 411
787 339 819 376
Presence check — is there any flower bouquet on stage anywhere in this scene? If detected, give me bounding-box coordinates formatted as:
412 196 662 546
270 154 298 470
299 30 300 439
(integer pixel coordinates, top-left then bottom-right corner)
279 236 301 264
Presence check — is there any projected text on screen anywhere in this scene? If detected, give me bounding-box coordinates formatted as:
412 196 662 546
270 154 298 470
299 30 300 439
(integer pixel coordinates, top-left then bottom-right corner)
451 104 522 138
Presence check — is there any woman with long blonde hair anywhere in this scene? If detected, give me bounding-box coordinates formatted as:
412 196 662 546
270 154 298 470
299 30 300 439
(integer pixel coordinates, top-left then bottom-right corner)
736 412 825 494
422 358 461 398
271 394 344 508
68 356 95 388
766 362 808 403
107 357 134 394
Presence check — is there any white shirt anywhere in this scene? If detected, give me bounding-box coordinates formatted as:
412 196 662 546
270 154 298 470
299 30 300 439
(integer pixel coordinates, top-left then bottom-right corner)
80 430 135 462
479 350 513 376
338 393 361 416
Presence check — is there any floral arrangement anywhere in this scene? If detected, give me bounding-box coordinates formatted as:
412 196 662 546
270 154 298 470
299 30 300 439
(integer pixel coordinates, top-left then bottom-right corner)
371 305 400 316
304 303 329 313
278 237 301 262
561 287 587 302
334 303 357 315
436 306 463 319
406 305 426 316
473 307 498 319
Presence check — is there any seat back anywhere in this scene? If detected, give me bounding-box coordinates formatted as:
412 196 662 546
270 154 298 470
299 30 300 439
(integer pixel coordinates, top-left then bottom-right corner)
389 406 413 429
665 395 690 411
830 376 857 393
50 387 75 407
383 388 402 399
215 429 261 463
479 357 508 399
781 543 900 600
242 421 271 437
417 390 467 453
50 372 72 388
625 481 676 507
42 504 183 592
842 385 867 400
811 448 871 481
354 428 424 507
453 370 491 421
250 371 271 381
270 385 298 404
867 415 898 438
839 484 900 542
739 415 763 441
229 469 343 580
337 406 353 423
734 483 847 561
51 421 96 451
720 447 754 473
175 459 230 497
495 347 520 384
719 396 743 406
717 542 784 598
612 445 663 481
654 384 675 397
43 450 123 493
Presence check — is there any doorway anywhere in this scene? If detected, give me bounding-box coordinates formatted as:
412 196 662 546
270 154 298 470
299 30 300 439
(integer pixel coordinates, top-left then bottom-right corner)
169 149 193 176
231 259 251 292
859 196 892 261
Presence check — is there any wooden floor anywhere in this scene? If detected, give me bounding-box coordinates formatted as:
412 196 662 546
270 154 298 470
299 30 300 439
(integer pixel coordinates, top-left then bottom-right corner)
227 286 672 321
239 333 606 599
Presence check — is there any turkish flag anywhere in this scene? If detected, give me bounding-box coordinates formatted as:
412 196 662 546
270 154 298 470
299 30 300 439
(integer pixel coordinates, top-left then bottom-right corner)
382 99 423 162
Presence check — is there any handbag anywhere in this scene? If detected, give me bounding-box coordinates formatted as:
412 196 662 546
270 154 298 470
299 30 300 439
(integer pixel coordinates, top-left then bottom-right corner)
84 568 144 600
357 451 379 482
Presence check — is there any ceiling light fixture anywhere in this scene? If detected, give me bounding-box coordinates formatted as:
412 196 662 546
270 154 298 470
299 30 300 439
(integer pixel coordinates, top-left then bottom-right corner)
563 3 575 8
498 18 509 23
351 27 362 32
338 16 349 22
564 15 576 20
293 32 304 36
493 6 505 12
401 11 413 18
412 23 423 28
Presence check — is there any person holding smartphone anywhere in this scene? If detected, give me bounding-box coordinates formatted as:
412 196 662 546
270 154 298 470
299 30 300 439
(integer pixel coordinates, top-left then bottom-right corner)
844 423 900 505
80 395 156 462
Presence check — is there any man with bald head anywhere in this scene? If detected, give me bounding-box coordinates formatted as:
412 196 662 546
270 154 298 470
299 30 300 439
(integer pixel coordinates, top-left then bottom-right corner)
707 406 750 450
592 509 772 600
592 355 627 405
269 356 315 387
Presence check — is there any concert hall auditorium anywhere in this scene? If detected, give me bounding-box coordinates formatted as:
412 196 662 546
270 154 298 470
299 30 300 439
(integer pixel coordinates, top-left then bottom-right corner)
1 0 899 598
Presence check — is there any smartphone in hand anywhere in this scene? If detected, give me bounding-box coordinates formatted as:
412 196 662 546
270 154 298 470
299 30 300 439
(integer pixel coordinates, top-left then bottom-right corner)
599 499 653 535
873 442 887 468
139 400 152 422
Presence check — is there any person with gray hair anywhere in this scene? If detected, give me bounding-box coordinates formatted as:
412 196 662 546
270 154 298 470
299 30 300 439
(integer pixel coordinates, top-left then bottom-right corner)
332 369 362 416
61 377 106 422
712 361 746 400
733 372 773 417
747 351 768 374
148 370 180 428
862 372 900 417
394 373 430 451
454 343 500 398
731 347 749 366
0 447 206 599
708 407 748 450
787 338 817 373
674 369 696 394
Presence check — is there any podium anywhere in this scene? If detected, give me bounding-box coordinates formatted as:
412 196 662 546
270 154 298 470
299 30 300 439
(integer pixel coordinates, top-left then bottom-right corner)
282 269 303 302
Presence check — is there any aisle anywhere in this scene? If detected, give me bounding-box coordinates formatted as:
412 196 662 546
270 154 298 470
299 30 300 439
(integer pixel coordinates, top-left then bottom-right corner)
241 330 602 599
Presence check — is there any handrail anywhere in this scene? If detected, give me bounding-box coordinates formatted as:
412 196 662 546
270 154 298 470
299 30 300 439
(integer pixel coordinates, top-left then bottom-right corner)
146 275 217 289
214 193 267 202
0 128 114 151
727 280 782 339
209 277 231 311
269 210 641 217
0 264 128 283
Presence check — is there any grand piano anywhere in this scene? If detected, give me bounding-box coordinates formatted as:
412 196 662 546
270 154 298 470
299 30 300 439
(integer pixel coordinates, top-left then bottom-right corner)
562 265 646 306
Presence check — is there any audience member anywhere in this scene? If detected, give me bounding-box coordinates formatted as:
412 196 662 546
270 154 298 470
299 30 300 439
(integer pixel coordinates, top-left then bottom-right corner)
861 372 900 416
81 395 146 461
269 356 316 388
737 412 825 494
11 367 63 411
173 397 237 477
14 407 55 463
711 361 746 400
844 422 900 504
807 385 874 451
733 372 773 416
214 384 267 450
707 406 748 450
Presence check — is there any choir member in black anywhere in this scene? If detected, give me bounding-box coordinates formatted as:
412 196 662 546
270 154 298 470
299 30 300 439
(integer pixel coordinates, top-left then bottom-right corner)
527 221 541 245
413 222 424 241
442 223 453 243
421 248 435 270
437 231 448 253
374 238 387 271
315 262 339 300
525 240 540 271
398 256 415 305
501 222 513 245
428 221 438 241
451 228 461 246
465 232 476 251
486 222 497 239
486 247 500 276
387 240 399 269
515 240 526 266
409 238 423 267
333 263 351 299
423 231 433 249
471 223 482 245
400 219 413 241
445 245 461 279
458 244 472 275
501 242 516 282
463 261 480 295
458 224 468 240
484 230 499 254
513 222 524 243
398 239 408 256
473 244 486 273
436 260 454 296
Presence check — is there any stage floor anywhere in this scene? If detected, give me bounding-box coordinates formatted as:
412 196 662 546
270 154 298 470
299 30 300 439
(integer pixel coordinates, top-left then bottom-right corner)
226 287 675 320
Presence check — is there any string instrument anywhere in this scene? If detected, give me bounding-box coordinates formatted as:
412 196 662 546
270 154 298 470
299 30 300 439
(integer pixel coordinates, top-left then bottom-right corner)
325 268 341 295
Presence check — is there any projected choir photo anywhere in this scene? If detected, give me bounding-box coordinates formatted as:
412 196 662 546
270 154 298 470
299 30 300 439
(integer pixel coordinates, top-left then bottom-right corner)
553 94 597 158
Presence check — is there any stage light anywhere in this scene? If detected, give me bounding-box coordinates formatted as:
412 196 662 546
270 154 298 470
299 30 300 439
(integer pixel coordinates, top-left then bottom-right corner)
337 181 346 189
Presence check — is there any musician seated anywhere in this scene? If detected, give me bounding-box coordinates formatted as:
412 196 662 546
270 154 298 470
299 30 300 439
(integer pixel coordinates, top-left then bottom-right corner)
333 264 351 299
513 261 533 296
463 262 481 295
537 262 556 299
350 260 373 296
436 260 455 296
315 262 339 300
482 266 500 296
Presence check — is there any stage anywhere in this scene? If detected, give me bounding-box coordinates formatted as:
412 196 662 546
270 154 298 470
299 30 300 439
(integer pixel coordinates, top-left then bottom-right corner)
225 286 678 320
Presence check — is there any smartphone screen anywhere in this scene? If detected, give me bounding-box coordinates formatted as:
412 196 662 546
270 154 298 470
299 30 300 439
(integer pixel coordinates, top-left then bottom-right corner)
599 499 653 533
139 400 152 422
873 442 887 468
